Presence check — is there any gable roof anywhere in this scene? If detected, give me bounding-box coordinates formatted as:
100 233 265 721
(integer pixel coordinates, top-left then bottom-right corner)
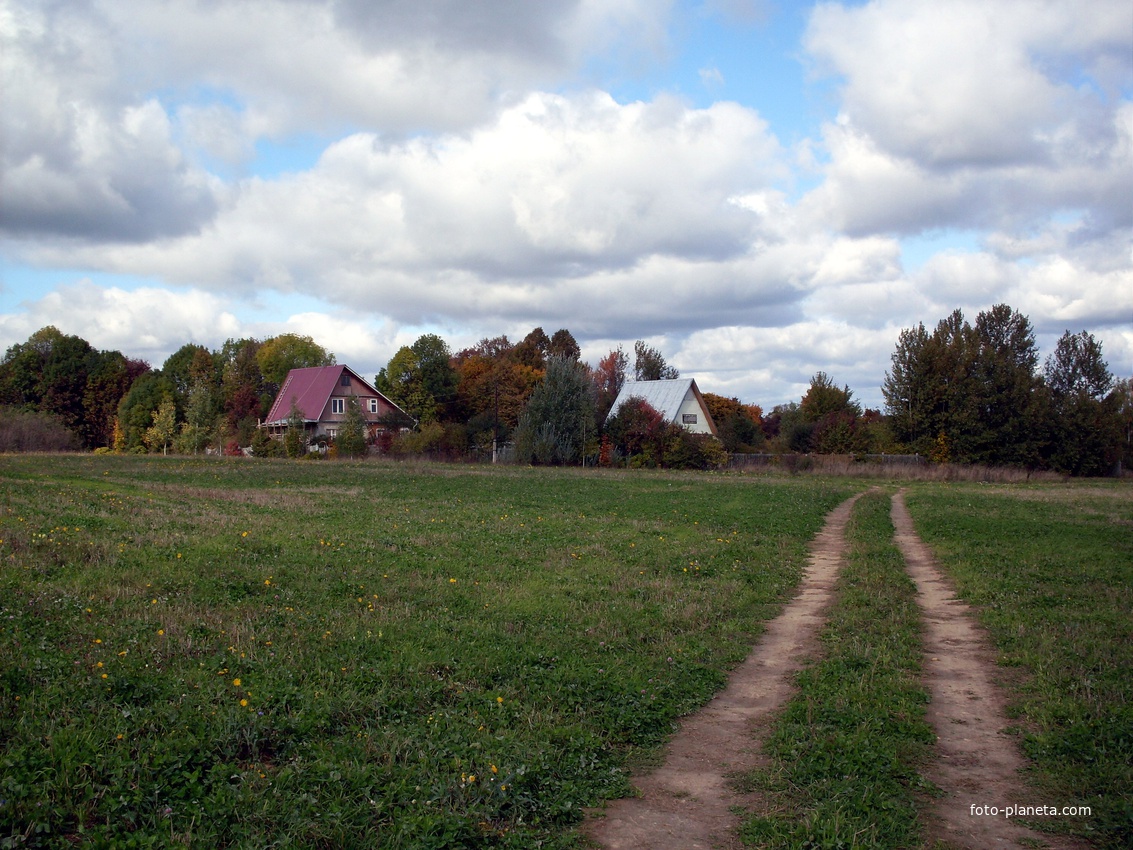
606 378 719 436
263 365 402 425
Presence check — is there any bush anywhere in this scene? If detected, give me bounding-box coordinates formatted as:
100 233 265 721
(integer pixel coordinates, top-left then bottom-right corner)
662 429 728 470
0 406 79 452
391 421 445 456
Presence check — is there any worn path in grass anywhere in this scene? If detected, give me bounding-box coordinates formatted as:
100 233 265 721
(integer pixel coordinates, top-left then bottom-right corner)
892 491 1090 850
583 492 865 850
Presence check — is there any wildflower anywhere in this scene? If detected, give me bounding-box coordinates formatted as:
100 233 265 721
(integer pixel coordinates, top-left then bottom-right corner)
101 673 108 679
242 531 248 537
496 696 504 704
157 629 164 636
96 662 103 668
240 699 248 707
233 678 242 687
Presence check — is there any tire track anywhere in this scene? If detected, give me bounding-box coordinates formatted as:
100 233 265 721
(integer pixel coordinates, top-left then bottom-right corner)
891 491 1089 850
583 492 864 850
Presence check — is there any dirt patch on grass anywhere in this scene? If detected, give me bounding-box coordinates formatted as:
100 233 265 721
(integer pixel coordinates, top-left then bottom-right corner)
582 493 863 850
891 491 1091 850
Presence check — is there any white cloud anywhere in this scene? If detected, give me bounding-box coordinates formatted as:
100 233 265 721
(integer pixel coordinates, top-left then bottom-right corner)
0 281 242 365
805 0 1130 169
14 92 791 331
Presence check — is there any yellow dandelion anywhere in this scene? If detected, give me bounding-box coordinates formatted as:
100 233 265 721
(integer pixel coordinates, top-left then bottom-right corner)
240 699 248 707
157 629 164 636
233 678 242 686
96 662 103 668
101 673 108 679
496 696 504 704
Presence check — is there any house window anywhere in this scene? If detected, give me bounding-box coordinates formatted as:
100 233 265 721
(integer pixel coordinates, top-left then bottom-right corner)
682 413 698 424
326 428 337 438
369 398 378 414
331 398 345 414
340 374 350 387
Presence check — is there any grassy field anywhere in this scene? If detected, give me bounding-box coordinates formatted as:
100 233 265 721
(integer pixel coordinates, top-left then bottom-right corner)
2 458 1128 849
904 483 1132 848
0 455 854 848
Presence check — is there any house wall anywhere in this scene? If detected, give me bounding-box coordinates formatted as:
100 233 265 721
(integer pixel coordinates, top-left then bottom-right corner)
675 391 714 434
315 377 400 438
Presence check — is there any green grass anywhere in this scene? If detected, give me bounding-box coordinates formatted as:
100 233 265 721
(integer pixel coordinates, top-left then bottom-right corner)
738 490 936 849
904 483 1133 849
0 455 854 849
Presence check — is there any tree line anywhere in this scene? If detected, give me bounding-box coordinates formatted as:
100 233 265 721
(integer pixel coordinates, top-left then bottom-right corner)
0 304 1128 474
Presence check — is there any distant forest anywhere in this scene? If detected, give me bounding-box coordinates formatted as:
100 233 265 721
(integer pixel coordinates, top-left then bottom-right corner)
0 304 1128 475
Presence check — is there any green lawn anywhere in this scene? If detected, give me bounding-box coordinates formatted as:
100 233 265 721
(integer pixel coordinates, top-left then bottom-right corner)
0 455 853 849
904 482 1133 849
4 458 1127 848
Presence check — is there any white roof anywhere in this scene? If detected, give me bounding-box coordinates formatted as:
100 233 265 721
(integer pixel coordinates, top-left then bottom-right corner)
606 378 718 435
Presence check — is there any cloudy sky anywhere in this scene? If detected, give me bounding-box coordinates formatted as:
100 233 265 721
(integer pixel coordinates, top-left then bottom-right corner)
2 0 1130 409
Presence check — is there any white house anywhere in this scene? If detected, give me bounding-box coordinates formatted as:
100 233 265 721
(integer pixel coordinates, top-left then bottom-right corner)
606 378 718 437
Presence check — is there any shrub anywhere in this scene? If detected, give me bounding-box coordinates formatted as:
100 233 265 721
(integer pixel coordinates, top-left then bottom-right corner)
0 406 79 452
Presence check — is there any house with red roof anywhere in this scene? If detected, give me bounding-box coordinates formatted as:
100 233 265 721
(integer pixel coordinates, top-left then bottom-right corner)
261 365 409 447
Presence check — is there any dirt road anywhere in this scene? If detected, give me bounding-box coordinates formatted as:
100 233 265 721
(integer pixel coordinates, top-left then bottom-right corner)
584 491 1089 849
582 493 863 850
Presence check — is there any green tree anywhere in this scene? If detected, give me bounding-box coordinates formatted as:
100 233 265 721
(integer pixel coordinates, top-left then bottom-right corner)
383 347 434 424
800 372 861 422
256 333 335 388
175 377 220 454
337 396 368 458
117 372 175 450
1044 330 1118 476
969 304 1044 466
513 356 596 465
410 334 458 421
83 352 149 449
161 344 211 414
514 327 550 371
882 323 931 448
548 328 581 361
143 397 177 455
633 340 678 381
284 401 308 458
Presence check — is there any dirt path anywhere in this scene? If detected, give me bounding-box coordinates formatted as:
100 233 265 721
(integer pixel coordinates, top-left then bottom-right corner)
891 491 1088 850
582 493 864 850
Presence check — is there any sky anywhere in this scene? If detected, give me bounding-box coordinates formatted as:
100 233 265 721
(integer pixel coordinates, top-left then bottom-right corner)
2 0 1131 411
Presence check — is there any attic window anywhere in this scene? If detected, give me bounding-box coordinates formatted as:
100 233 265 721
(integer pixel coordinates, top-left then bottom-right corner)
682 413 697 424
340 375 350 387
369 399 378 414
